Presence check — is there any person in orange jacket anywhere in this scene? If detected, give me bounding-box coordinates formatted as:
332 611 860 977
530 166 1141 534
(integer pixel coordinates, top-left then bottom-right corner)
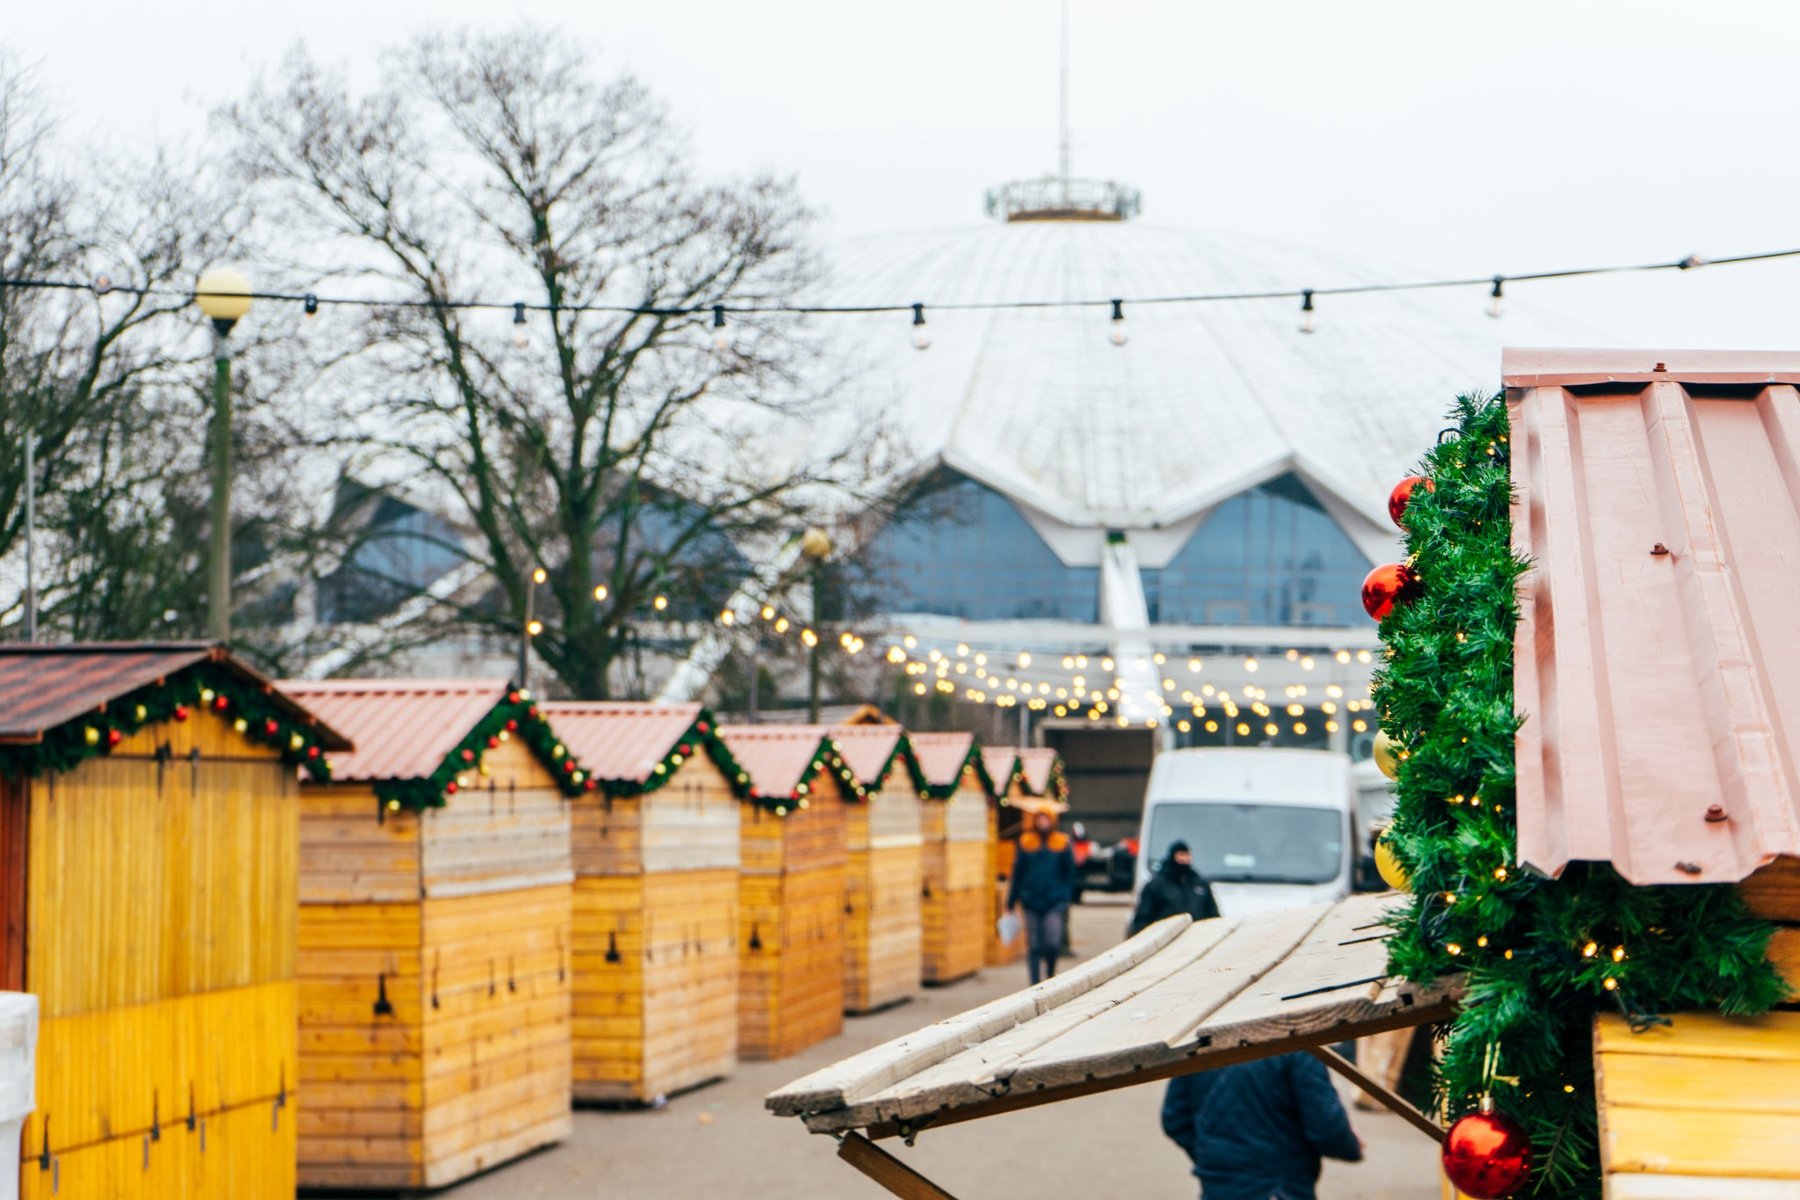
1006 810 1077 984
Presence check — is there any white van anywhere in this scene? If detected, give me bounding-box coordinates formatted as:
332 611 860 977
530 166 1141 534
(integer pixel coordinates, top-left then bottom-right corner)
1133 747 1361 918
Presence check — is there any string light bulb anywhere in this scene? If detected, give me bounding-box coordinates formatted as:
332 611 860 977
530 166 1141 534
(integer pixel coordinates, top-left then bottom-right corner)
512 302 529 348
911 303 930 351
303 293 319 318
1109 298 1127 346
1487 275 1504 318
1299 288 1316 334
711 305 730 351
594 585 608 601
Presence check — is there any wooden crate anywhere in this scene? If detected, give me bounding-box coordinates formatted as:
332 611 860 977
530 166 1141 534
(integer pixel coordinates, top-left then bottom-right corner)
295 733 573 1191
843 774 923 1014
14 704 300 1200
738 782 847 1060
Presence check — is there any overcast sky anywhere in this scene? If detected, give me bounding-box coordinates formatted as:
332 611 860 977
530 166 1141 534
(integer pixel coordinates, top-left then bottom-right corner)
9 0 1800 347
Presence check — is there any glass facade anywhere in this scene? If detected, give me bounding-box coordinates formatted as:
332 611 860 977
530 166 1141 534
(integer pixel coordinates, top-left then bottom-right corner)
319 497 465 624
1143 473 1372 627
860 470 1099 622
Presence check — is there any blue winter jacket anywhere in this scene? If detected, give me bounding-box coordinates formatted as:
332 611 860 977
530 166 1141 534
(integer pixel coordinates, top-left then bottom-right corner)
1160 1053 1362 1200
1005 830 1076 913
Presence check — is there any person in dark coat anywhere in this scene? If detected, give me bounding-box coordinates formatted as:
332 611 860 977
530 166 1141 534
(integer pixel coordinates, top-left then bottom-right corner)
1006 810 1076 984
1128 840 1220 935
1160 1053 1363 1200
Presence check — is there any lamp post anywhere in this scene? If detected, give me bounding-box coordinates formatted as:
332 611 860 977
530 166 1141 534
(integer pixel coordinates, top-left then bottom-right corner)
801 527 832 723
194 267 252 643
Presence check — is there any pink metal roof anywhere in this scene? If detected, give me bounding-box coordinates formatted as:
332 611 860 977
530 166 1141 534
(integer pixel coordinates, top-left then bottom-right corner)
716 724 836 798
830 723 910 786
0 643 350 748
980 747 1022 793
909 732 977 788
1508 348 1800 885
277 678 509 782
543 702 703 785
1017 748 1061 796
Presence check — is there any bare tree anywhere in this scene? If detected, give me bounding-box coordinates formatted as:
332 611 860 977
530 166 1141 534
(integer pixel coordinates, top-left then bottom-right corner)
224 27 859 698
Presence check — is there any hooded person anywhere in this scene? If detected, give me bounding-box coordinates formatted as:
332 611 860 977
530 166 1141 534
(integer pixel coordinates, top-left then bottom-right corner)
1006 810 1077 984
1128 839 1220 936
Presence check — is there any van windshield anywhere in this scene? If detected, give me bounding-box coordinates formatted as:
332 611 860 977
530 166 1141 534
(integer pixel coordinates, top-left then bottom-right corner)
1147 802 1344 885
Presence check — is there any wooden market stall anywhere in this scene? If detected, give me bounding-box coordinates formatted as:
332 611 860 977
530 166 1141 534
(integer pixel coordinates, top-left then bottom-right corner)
716 725 850 1060
981 747 1069 967
276 679 579 1191
767 894 1459 1198
830 725 926 1014
542 702 744 1104
909 732 994 986
1503 350 1800 1198
0 644 348 1200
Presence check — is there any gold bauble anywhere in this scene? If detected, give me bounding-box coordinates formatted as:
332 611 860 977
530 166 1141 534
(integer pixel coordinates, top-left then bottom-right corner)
1375 836 1411 892
1372 729 1400 780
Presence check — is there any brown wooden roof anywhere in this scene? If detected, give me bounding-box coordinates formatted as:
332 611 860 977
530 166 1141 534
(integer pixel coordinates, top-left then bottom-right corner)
767 893 1454 1137
0 643 349 748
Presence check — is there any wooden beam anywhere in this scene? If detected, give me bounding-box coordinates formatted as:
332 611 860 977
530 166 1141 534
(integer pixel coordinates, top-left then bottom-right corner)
1306 1046 1444 1144
854 997 1458 1141
837 1132 963 1200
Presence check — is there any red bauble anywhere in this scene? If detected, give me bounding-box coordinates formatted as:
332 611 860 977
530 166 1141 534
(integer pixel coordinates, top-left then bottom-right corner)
584 778 598 792
445 780 459 795
213 695 229 712
106 728 123 748
1361 562 1420 621
460 748 475 763
487 735 500 749
505 719 519 732
264 719 279 736
173 704 190 722
1388 475 1434 528
1442 1108 1532 1199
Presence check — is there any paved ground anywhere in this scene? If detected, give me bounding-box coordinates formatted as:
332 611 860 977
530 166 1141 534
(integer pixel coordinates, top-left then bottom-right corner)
447 898 1442 1199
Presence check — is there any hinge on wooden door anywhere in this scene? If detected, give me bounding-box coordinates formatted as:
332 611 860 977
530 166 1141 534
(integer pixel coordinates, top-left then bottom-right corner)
605 932 621 963
508 954 517 993
749 923 762 951
186 1083 196 1132
373 973 395 1016
431 952 441 1010
273 1065 286 1131
150 1090 160 1142
488 960 497 997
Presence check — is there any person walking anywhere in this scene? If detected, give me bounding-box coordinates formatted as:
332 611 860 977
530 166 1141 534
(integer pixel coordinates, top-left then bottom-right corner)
1160 1053 1363 1200
1128 839 1219 935
1006 809 1076 984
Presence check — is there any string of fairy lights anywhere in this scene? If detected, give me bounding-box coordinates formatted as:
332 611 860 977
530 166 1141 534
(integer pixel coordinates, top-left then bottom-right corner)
714 602 1380 733
5 238 1798 346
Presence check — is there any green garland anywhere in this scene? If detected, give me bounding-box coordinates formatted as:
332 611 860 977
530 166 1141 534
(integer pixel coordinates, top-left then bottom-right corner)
0 661 334 781
1375 393 1787 1197
372 688 588 810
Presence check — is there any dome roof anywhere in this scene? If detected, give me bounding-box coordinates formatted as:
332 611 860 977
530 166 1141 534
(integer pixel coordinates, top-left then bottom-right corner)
817 217 1598 551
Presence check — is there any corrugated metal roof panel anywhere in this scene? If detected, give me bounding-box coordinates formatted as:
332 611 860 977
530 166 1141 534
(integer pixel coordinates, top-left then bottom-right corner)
1507 349 1800 885
980 747 1021 794
1017 748 1061 796
717 724 837 798
277 678 509 782
909 732 976 787
0 643 350 748
830 724 910 786
542 702 702 785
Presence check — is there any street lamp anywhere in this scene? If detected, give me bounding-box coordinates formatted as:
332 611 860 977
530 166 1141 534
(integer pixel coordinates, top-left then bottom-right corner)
801 527 832 722
194 267 252 643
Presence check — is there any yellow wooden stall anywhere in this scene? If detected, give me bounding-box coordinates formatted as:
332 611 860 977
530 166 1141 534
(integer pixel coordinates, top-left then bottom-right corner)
0 644 348 1200
909 732 994 986
830 726 925 1014
543 702 743 1104
981 748 1026 966
716 726 849 1061
277 679 576 1191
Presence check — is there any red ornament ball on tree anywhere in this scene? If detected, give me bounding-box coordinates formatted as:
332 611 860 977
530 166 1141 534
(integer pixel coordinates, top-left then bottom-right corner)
505 719 518 732
445 780 458 795
1388 475 1434 528
460 748 475 763
173 704 189 722
1361 562 1420 621
1441 1107 1532 1199
487 735 500 749
213 695 229 712
264 719 279 736
106 728 123 748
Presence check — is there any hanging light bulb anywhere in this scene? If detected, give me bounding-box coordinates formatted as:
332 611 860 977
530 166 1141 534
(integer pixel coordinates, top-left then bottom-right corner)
1299 289 1316 334
1109 298 1127 347
512 302 529 348
1487 276 1504 319
911 303 931 351
712 304 730 351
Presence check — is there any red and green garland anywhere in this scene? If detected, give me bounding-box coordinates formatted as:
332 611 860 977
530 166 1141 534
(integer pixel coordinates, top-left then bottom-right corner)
373 687 588 811
1371 392 1786 1198
0 661 335 781
593 713 754 802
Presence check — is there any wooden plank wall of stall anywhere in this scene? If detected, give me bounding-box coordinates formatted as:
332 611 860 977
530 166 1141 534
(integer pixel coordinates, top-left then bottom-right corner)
739 780 847 1060
22 710 297 1200
570 752 740 1102
988 796 1027 966
921 770 991 985
296 737 572 1191
843 771 923 1014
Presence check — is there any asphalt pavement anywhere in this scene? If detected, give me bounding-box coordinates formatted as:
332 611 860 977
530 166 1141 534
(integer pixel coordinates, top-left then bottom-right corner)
444 896 1443 1200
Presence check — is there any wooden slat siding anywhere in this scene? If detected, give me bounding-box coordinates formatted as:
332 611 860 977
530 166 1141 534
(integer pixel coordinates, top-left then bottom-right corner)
767 916 1192 1117
1597 1011 1800 1185
739 781 848 1060
845 772 924 1013
18 708 299 1199
988 802 1024 966
922 778 990 986
300 785 422 903
1741 856 1800 922
420 739 573 898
